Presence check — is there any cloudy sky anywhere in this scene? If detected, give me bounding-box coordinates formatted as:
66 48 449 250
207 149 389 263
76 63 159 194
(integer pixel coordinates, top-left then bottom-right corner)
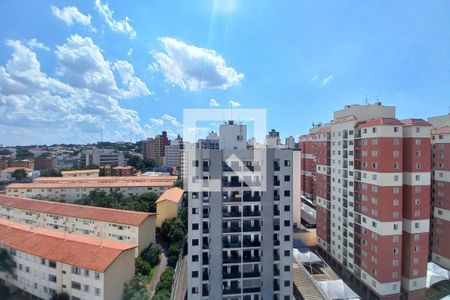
0 0 449 145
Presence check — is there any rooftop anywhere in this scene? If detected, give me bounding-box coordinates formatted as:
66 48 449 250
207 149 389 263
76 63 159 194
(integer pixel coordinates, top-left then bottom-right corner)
61 169 99 175
34 175 177 183
356 117 404 128
6 181 174 189
1 167 33 173
0 195 155 226
0 218 135 272
156 187 184 204
433 126 450 135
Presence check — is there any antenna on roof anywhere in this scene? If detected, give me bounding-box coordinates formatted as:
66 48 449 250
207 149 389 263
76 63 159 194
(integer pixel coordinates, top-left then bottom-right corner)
365 95 369 105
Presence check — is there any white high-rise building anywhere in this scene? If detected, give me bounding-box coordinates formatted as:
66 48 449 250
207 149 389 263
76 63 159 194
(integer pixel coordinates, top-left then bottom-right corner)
187 121 300 299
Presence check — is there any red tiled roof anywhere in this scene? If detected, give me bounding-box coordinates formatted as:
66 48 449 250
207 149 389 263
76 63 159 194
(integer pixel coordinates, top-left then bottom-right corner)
156 187 184 204
401 119 432 127
6 181 174 189
113 166 134 170
0 219 135 272
332 115 357 124
0 195 155 226
433 126 450 135
61 169 99 175
356 118 404 128
34 175 176 183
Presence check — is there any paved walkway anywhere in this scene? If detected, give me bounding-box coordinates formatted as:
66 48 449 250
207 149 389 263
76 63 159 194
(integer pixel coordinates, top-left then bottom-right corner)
147 252 168 297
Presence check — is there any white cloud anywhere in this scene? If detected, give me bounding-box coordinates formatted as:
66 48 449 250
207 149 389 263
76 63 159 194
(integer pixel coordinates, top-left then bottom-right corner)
55 35 150 98
114 60 151 98
0 39 149 144
145 114 183 138
152 37 243 91
51 5 92 27
209 98 220 107
94 0 136 39
310 74 319 82
27 39 49 51
127 48 133 56
229 100 241 107
321 75 333 86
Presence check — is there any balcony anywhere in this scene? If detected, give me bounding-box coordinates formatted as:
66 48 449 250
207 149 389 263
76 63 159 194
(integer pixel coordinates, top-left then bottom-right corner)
223 256 241 264
243 255 261 263
243 287 261 293
223 271 241 279
223 226 241 233
202 285 209 296
202 270 209 281
203 227 209 234
223 211 242 218
243 224 261 232
223 164 233 172
223 287 241 295
243 195 261 202
273 267 280 276
274 179 280 186
202 165 210 172
243 210 261 217
243 240 261 247
223 196 241 203
274 195 280 201
274 254 280 261
274 209 280 216
222 181 242 187
273 224 280 231
223 241 242 248
274 162 280 171
274 239 280 246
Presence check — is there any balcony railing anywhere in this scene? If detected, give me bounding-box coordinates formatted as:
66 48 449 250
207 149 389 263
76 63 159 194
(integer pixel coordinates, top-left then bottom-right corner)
223 241 242 248
202 271 209 281
243 240 261 247
223 271 241 279
243 287 261 293
243 255 261 262
223 256 241 264
223 226 241 233
243 195 261 202
223 211 242 218
223 287 241 295
223 196 241 203
243 225 261 232
222 181 242 187
243 210 261 217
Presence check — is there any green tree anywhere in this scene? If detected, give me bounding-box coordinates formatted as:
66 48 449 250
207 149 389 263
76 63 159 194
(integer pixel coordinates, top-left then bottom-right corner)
179 206 188 231
0 249 15 276
50 293 70 300
127 155 141 169
142 243 162 267
40 168 62 177
123 275 150 300
135 257 152 276
12 169 27 181
15 147 34 159
174 179 184 189
137 159 156 172
155 267 174 294
0 149 11 156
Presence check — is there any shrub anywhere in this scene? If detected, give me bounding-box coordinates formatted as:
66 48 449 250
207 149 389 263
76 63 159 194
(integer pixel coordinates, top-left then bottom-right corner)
135 257 151 276
155 267 174 294
123 274 150 300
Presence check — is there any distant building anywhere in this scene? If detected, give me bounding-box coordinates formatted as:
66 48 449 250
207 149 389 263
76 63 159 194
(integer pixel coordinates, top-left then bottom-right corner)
80 149 125 167
155 187 184 227
34 156 55 171
146 131 170 166
113 165 135 177
428 114 450 270
0 218 135 300
265 129 281 148
164 135 183 169
62 169 100 177
9 159 34 170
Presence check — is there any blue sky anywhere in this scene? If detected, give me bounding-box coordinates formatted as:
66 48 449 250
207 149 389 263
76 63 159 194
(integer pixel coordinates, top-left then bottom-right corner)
0 0 449 145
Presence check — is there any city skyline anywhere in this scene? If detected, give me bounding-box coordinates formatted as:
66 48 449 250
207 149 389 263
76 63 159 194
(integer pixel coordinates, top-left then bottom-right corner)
1 1 450 145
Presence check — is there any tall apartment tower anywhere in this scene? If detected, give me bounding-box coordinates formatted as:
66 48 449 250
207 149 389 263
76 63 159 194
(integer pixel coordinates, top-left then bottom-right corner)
187 121 299 300
300 103 431 300
146 131 170 165
428 114 450 269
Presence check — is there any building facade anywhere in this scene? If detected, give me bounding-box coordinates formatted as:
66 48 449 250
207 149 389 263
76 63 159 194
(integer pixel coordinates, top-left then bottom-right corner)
0 195 156 255
187 121 299 300
146 131 170 166
428 114 450 269
155 187 184 227
80 150 125 167
0 219 135 300
62 169 100 177
301 103 431 300
164 135 183 169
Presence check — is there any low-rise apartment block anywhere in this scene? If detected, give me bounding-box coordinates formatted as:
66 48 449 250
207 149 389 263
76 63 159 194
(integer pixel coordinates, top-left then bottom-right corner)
62 169 100 177
0 219 135 300
0 195 155 255
428 114 450 269
155 187 184 227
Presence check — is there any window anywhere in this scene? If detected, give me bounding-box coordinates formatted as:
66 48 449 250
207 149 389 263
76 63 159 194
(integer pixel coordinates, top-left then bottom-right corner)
284 250 290 256
393 199 400 206
192 208 198 214
192 223 199 230
84 284 90 292
192 239 199 246
284 280 290 287
41 258 46 265
192 255 199 262
71 281 81 290
48 275 57 283
71 266 81 275
284 235 290 241
415 151 421 157
48 260 56 268
192 271 199 278
284 220 290 227
393 187 400 194
95 272 100 280
284 160 290 167
284 190 290 197
393 248 399 255
284 175 290 182
84 269 90 277
284 205 290 212
94 287 101 296
284 265 290 272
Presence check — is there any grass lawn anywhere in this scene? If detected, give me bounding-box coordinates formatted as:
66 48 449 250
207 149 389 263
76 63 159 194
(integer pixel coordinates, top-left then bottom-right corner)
144 265 157 284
